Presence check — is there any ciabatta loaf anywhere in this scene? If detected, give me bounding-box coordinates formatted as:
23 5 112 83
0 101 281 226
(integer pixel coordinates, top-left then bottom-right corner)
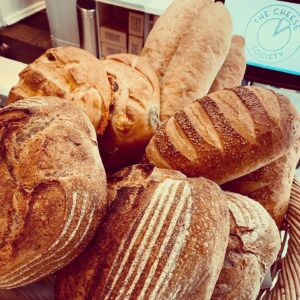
212 192 281 300
56 164 230 300
141 0 213 80
98 54 160 172
0 97 107 288
160 2 232 121
8 47 112 134
146 86 300 184
209 35 246 94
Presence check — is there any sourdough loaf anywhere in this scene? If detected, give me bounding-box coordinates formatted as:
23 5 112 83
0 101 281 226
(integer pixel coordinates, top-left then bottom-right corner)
146 86 300 184
212 192 281 300
8 47 112 134
160 2 232 121
223 142 300 226
98 54 160 172
209 35 246 94
141 0 213 80
56 164 230 300
0 97 107 288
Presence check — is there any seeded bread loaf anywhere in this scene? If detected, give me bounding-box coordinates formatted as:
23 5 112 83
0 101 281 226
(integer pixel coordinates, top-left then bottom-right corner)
146 86 300 184
0 97 107 288
56 164 230 300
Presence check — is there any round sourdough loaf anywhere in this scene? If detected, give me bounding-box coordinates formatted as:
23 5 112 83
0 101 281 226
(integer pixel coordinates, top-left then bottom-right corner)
0 97 107 288
98 54 160 172
8 47 112 134
212 192 281 300
146 86 300 184
56 164 230 300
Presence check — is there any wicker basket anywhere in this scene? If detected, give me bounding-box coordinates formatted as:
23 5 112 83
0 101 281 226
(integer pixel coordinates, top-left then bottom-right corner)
0 178 300 300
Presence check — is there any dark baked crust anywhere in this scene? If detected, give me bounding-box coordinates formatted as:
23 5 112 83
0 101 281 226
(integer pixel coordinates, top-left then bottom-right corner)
0 97 107 288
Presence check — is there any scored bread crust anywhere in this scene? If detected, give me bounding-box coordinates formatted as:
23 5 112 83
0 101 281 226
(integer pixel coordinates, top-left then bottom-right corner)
208 35 246 94
98 54 160 172
55 164 229 300
8 47 112 134
212 192 281 300
0 97 107 288
146 86 300 184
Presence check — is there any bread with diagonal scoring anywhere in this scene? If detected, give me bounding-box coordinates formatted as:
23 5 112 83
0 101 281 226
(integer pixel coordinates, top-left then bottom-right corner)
55 164 230 300
146 86 300 184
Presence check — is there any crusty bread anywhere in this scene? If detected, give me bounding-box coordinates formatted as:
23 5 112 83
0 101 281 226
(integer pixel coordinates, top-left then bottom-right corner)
8 47 112 134
141 0 213 80
0 97 107 288
212 192 281 300
98 54 160 173
56 164 230 300
160 2 232 121
146 86 300 184
223 142 300 226
209 35 246 94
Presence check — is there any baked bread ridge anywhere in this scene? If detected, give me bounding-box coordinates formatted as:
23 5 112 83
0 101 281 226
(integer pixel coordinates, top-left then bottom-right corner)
98 54 160 172
141 0 213 80
0 97 107 288
160 2 233 121
212 192 281 300
208 35 246 94
146 86 300 184
55 164 230 300
223 141 300 226
8 46 112 134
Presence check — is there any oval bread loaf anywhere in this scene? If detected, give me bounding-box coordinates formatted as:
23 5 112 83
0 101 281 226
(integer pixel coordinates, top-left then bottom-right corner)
8 47 112 134
0 97 107 288
56 164 230 300
212 192 281 300
146 86 300 184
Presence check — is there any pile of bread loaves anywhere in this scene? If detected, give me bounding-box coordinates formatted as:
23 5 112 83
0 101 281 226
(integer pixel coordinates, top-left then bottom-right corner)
1 0 300 299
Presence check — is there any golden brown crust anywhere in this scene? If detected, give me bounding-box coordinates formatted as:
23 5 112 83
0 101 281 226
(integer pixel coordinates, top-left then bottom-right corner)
98 54 160 173
212 192 281 300
8 47 112 134
55 165 229 300
146 86 300 184
0 97 107 288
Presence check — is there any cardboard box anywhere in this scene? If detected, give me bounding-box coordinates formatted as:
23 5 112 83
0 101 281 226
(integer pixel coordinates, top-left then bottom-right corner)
101 42 127 57
128 12 144 38
100 19 127 48
128 35 143 55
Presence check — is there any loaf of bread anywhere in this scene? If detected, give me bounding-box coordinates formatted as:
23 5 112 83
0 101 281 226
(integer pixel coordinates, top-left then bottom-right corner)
209 35 246 94
98 54 160 173
56 164 230 300
8 47 112 134
212 192 281 300
0 97 107 288
146 86 300 184
160 2 232 121
223 142 300 226
141 0 213 80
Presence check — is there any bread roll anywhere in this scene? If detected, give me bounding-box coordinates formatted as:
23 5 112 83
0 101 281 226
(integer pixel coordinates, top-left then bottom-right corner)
160 2 232 121
212 192 281 300
141 0 213 80
8 47 112 134
209 35 246 94
56 164 230 300
0 97 107 288
98 54 160 173
146 86 300 184
223 142 300 226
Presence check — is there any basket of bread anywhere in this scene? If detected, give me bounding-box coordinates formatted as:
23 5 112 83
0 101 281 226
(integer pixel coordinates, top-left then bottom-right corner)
0 0 299 299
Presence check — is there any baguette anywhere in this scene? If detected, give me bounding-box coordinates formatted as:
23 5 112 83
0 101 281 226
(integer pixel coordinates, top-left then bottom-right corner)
209 35 246 94
56 164 230 300
146 86 300 184
160 2 232 121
